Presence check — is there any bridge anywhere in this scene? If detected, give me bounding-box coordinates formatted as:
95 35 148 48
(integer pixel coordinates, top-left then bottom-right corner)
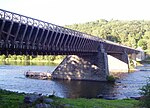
0 9 140 81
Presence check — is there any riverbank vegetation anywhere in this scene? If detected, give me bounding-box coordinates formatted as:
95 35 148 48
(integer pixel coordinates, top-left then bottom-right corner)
0 55 65 65
139 78 150 108
0 89 139 108
55 98 139 108
0 89 24 108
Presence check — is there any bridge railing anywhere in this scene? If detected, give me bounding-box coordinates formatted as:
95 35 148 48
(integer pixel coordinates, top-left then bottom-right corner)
0 9 140 54
0 9 101 42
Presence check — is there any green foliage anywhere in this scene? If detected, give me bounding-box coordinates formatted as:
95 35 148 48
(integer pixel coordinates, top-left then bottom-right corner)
66 20 150 51
0 89 24 108
0 89 139 108
0 54 6 61
129 59 136 69
54 98 138 108
140 78 150 108
106 75 116 82
0 55 65 65
138 39 147 50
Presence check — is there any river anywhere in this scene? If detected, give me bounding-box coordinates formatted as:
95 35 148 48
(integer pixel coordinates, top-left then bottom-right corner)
0 63 150 99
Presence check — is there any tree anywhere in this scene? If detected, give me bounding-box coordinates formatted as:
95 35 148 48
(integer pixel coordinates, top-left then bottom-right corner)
138 39 147 50
143 31 150 40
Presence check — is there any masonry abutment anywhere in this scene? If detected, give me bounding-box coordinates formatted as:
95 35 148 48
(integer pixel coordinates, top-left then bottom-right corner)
52 47 109 81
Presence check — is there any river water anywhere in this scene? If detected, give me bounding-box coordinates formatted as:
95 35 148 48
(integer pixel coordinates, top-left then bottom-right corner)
0 63 150 99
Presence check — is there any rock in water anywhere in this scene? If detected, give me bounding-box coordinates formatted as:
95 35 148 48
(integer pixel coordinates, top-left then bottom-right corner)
25 72 51 80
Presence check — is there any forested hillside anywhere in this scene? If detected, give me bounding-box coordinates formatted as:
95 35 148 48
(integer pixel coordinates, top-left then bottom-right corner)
66 19 150 53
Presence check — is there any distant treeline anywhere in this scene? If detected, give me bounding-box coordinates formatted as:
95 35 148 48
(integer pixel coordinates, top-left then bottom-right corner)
0 55 65 64
66 19 150 53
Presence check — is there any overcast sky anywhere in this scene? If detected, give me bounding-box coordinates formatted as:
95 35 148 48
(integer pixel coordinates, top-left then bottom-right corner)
0 0 150 25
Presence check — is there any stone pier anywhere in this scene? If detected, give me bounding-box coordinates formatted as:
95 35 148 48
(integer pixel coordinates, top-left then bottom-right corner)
52 51 109 81
52 46 135 81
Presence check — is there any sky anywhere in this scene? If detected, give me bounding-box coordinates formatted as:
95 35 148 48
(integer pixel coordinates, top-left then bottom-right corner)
0 0 150 26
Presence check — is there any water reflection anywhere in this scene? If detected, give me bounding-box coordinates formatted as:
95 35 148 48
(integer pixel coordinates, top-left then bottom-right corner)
54 80 117 98
0 61 57 66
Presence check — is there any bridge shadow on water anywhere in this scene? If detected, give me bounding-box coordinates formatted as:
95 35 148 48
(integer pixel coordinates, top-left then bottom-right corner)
53 79 117 99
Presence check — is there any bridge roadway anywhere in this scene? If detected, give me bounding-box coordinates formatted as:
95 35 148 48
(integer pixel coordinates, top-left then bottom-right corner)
0 9 139 55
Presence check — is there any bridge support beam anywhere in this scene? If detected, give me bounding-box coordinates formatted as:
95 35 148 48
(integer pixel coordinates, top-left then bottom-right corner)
52 52 109 81
108 52 129 73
